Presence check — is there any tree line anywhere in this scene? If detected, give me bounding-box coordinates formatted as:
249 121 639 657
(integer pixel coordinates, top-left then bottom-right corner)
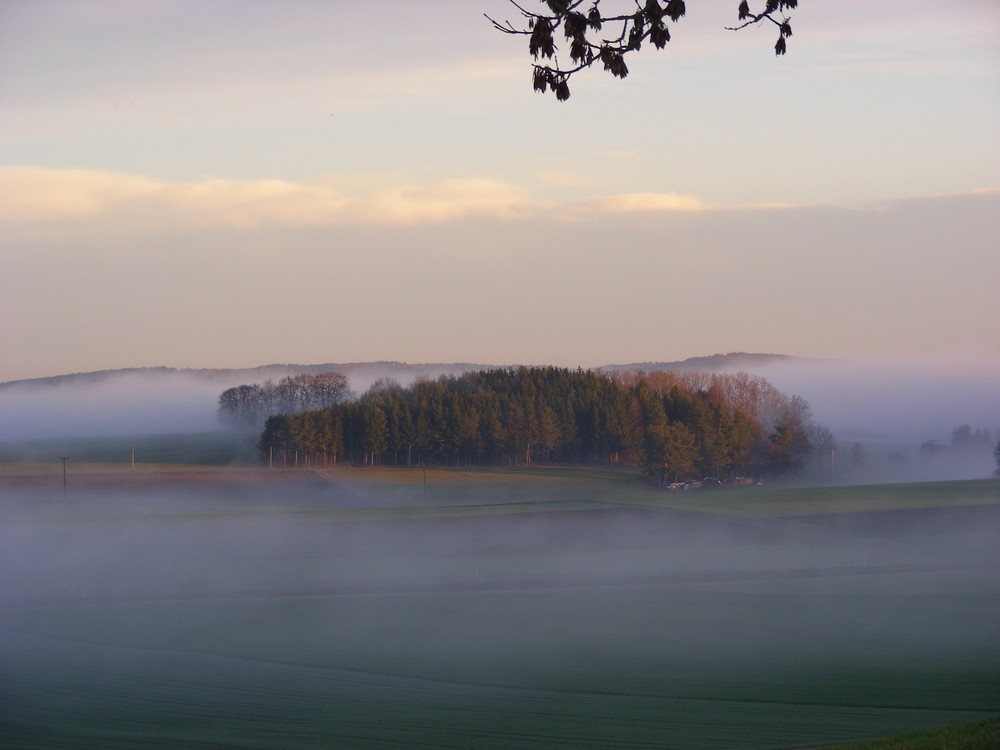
217 372 351 428
246 366 825 484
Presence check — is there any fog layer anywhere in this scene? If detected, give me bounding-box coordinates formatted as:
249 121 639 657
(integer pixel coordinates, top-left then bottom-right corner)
756 355 999 444
2 479 998 748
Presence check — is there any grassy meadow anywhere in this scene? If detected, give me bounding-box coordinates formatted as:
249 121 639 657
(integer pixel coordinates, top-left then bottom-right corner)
1 462 997 749
0 430 259 468
827 717 1000 749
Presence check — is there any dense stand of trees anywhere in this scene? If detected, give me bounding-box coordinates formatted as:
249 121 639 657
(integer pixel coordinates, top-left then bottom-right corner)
253 367 822 483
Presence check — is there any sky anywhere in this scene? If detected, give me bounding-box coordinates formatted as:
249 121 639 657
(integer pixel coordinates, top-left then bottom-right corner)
1 0 998 382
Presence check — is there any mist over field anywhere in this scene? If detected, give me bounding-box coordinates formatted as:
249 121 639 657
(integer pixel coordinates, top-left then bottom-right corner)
754 355 1000 443
0 372 221 441
2 0 996 743
751 355 1000 483
0 372 332 443
1 476 998 749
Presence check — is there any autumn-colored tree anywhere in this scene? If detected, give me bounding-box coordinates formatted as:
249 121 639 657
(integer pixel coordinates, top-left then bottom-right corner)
644 421 697 485
361 403 388 466
256 366 816 481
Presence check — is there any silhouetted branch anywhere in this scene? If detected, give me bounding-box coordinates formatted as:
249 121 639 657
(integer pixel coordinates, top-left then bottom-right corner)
491 0 799 100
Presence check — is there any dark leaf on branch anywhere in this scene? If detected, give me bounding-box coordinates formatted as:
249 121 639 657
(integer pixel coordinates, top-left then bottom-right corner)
665 0 686 22
603 52 628 78
532 67 548 92
644 0 664 23
493 0 797 99
564 11 588 40
529 20 555 59
628 24 644 51
650 22 670 49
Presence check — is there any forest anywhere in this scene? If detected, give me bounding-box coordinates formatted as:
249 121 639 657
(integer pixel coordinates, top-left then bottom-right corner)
237 367 825 484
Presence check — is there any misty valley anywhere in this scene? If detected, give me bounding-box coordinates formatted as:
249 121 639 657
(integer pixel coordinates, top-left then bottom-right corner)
1 467 998 749
5 0 998 745
1 359 998 748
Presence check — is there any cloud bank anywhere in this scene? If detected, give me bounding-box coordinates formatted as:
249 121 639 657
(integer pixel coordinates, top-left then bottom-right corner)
6 167 996 235
0 167 720 231
0 168 532 229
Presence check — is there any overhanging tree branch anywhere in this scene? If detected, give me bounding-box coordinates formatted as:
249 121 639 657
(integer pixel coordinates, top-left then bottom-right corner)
488 0 798 101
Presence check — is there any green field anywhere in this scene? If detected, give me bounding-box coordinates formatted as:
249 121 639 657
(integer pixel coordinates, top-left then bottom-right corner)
1 467 998 749
0 430 258 467
828 717 1000 749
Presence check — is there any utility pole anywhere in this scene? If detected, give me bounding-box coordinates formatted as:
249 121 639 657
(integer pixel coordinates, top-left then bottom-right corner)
59 456 69 495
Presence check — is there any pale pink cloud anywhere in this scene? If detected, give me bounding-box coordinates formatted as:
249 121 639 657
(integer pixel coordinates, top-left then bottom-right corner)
0 167 159 222
0 167 529 229
7 167 988 234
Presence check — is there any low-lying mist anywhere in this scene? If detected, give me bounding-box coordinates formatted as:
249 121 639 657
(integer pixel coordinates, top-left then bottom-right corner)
2 479 998 749
755 355 999 443
2 481 997 627
0 372 223 441
753 354 999 483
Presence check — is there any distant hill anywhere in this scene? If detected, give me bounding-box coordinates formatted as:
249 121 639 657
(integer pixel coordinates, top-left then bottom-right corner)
599 352 821 372
0 362 491 392
0 353 813 391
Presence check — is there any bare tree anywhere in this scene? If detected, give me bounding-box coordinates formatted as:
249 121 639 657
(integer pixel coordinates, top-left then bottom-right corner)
220 371 352 429
310 372 352 409
272 375 308 414
809 423 835 469
218 383 269 428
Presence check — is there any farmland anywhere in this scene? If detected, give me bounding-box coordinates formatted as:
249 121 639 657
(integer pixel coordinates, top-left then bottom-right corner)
1 466 998 749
